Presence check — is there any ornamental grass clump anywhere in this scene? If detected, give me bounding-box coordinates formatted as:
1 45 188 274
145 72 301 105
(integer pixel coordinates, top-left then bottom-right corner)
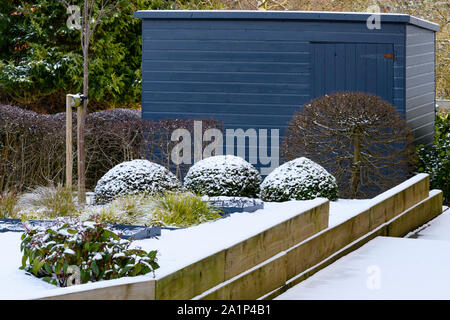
20 217 159 287
14 184 77 220
82 192 222 228
151 192 223 227
80 193 155 226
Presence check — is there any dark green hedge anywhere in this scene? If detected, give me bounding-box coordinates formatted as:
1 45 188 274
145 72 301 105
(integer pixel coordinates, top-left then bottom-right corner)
417 111 449 205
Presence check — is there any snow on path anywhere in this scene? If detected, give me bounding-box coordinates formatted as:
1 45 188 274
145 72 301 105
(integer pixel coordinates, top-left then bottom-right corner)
276 207 450 300
276 236 450 300
407 206 450 241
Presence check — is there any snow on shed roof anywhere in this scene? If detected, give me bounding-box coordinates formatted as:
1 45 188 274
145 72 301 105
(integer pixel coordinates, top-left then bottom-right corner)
133 10 440 32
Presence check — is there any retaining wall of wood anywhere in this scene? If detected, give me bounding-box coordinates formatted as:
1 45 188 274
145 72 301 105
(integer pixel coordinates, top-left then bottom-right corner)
38 174 443 300
39 198 329 300
198 174 441 300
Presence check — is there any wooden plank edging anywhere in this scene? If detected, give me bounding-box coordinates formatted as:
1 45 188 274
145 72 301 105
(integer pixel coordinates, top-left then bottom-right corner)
262 189 443 300
35 174 433 300
196 174 438 300
155 200 329 299
38 279 156 300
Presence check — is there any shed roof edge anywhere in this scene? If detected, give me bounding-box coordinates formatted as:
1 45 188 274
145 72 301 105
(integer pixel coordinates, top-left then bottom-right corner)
133 10 440 32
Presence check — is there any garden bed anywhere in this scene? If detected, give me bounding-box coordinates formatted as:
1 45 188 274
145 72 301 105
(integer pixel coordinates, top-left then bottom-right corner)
0 197 370 299
0 218 162 239
0 196 266 239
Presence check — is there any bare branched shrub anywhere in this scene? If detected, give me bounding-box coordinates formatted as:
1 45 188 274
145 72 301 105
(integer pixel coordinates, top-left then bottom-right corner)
0 104 224 192
82 114 223 186
143 118 225 180
0 105 66 191
83 111 143 189
0 190 19 218
281 92 417 199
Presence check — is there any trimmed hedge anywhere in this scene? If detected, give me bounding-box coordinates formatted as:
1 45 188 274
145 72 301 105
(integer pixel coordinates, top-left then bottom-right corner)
260 157 339 202
184 155 262 197
93 159 182 204
0 104 223 192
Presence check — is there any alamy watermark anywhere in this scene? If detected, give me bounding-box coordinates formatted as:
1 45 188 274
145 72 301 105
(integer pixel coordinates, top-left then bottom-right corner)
170 121 280 175
366 265 381 290
66 5 81 30
366 4 381 30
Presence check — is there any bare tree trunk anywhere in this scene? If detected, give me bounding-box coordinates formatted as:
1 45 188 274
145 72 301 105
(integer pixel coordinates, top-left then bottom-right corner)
350 127 362 198
77 52 88 205
77 1 89 205
62 0 121 204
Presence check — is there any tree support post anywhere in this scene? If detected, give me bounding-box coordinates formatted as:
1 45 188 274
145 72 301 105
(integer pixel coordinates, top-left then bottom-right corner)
66 95 73 190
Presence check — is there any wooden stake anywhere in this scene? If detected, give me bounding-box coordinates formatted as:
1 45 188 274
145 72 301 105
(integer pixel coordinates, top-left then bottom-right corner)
66 95 73 190
77 103 86 205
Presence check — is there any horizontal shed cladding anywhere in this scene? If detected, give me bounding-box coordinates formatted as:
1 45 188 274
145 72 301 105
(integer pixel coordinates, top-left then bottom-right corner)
405 24 436 146
141 18 406 130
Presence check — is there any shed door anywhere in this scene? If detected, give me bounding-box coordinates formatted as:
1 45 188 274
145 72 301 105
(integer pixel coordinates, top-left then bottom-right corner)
311 42 394 103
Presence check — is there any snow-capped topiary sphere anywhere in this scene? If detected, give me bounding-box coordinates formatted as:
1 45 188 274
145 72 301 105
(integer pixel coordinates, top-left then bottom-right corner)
183 155 262 197
260 157 338 202
93 159 182 204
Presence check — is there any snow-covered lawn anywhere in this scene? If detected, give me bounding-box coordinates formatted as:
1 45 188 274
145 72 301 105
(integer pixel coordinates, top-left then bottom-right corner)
0 198 372 299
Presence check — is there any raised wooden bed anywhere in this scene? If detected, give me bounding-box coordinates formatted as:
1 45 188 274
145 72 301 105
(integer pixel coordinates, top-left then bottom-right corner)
37 173 443 300
38 198 329 300
195 174 441 300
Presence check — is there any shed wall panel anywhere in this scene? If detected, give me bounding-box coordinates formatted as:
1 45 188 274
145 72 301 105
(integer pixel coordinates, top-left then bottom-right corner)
405 25 436 146
141 20 405 117
140 18 436 171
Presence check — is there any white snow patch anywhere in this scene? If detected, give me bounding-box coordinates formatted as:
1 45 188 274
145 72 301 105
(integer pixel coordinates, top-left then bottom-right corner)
329 199 373 227
130 198 328 279
275 236 450 300
0 232 55 299
64 248 75 255
406 206 450 241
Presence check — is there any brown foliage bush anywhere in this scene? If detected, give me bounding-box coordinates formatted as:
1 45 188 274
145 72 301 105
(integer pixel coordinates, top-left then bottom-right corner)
281 92 417 199
0 104 223 192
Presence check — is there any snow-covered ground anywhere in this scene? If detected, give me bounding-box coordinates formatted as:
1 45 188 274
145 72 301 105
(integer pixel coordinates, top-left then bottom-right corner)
0 198 371 300
407 206 450 241
276 207 450 300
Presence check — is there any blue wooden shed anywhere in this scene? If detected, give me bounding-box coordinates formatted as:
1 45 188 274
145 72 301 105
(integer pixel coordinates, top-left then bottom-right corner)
134 10 439 172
